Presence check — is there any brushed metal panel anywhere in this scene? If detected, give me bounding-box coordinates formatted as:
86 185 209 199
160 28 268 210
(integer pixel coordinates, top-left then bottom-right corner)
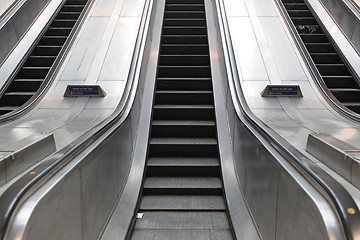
352 23 360 53
41 80 82 109
99 17 140 81
252 109 299 128
0 154 7 185
241 81 282 109
320 0 357 38
12 0 48 38
351 156 360 189
86 81 125 109
25 171 83 240
92 0 120 17
224 0 248 17
273 126 312 151
120 0 146 17
4 134 56 182
80 137 119 240
280 81 325 109
306 133 352 181
244 146 278 240
259 17 307 81
252 0 277 17
61 17 109 81
228 17 268 81
0 0 16 16
276 171 329 240
0 22 18 63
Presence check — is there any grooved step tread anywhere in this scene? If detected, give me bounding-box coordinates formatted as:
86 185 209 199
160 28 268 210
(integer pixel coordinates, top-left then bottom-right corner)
156 90 212 94
147 157 219 166
150 138 217 145
140 195 225 210
144 177 222 189
152 120 215 126
329 88 360 92
154 104 214 109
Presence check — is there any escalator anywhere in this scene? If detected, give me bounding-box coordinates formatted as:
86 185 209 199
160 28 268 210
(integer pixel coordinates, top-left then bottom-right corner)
281 0 360 113
129 0 233 238
0 0 89 116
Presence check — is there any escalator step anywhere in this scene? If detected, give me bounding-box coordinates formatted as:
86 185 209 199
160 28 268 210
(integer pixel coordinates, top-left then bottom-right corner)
155 90 213 105
300 33 327 43
295 25 322 34
165 4 205 11
310 53 342 63
159 55 210 66
153 105 215 121
304 43 335 53
52 19 77 27
57 12 81 19
163 18 206 26
17 67 51 79
140 195 225 210
40 36 67 45
163 26 207 35
62 5 85 12
161 44 209 54
2 92 35 106
283 3 308 10
322 76 357 88
162 35 208 44
330 88 360 102
292 17 317 25
143 177 222 195
316 64 348 75
10 79 43 92
287 10 312 17
46 27 72 36
151 120 216 138
149 138 218 157
25 56 57 67
164 11 205 18
156 78 212 90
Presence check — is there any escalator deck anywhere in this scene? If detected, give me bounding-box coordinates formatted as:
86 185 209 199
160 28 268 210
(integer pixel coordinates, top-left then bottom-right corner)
0 0 89 116
130 0 233 239
281 0 360 113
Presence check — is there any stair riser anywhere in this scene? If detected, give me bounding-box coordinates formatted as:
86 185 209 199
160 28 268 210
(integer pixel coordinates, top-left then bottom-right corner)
151 125 216 138
149 144 218 157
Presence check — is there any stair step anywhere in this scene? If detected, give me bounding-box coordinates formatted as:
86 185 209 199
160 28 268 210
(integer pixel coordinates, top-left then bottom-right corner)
305 43 335 53
164 11 205 18
292 17 317 25
156 77 212 90
147 157 220 177
316 64 349 76
322 76 356 88
159 55 210 66
283 3 307 10
295 25 322 34
140 195 225 210
25 56 57 67
163 26 207 35
46 27 72 36
158 66 211 78
40 36 67 45
310 53 342 63
151 120 216 138
330 88 360 102
300 33 328 43
153 105 214 121
149 138 218 157
163 18 206 26
287 10 312 17
33 46 62 56
155 90 213 105
162 35 208 44
52 19 77 27
10 79 43 92
143 177 222 195
165 4 205 12
147 157 219 167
